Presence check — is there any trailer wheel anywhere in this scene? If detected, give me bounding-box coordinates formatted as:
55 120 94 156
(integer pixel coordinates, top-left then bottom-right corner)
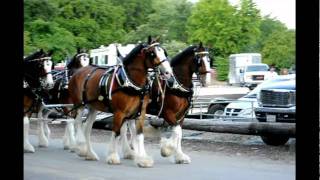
207 104 226 119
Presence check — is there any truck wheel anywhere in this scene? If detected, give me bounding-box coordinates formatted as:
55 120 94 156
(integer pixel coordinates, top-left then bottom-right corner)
260 135 289 146
208 104 226 119
249 86 255 90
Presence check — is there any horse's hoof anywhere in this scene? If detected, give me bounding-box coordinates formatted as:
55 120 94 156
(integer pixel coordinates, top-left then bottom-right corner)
123 153 135 160
175 153 191 164
24 144 35 153
106 153 120 164
85 150 99 161
76 146 87 157
135 156 154 168
123 149 136 160
160 146 175 157
38 139 49 148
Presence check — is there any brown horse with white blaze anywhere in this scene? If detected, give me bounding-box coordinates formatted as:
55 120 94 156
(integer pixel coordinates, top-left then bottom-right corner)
124 42 210 164
68 36 173 167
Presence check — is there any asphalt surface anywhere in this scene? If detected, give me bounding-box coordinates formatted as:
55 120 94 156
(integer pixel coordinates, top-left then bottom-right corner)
24 135 295 180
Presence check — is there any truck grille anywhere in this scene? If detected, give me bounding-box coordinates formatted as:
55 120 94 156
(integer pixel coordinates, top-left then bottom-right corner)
260 89 295 107
252 75 264 80
225 108 241 116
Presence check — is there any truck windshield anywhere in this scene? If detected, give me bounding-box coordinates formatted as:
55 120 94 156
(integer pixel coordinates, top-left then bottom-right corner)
246 65 268 72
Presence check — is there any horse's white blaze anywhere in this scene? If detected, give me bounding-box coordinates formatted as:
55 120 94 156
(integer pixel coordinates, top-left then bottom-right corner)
155 46 173 79
43 60 54 88
201 55 211 72
159 60 173 79
155 46 167 62
80 55 90 67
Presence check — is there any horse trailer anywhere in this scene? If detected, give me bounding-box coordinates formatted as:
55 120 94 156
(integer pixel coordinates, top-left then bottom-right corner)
228 53 262 86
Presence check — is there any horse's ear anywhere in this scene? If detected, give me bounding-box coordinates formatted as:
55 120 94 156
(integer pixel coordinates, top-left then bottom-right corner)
147 35 152 44
155 36 161 42
47 50 54 56
199 41 203 48
77 47 81 53
39 49 44 53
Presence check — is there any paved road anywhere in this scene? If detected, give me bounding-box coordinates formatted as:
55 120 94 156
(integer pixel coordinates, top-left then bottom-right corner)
25 135 295 180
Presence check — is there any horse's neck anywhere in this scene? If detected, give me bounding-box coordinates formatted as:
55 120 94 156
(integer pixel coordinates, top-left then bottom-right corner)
173 65 193 88
125 60 147 86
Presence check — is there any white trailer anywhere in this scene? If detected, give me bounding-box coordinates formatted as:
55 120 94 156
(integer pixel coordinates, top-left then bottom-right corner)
90 43 136 66
228 53 262 85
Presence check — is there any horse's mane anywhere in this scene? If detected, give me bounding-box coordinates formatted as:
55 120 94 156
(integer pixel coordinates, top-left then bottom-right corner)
24 50 43 61
170 45 196 66
122 44 145 65
66 55 77 69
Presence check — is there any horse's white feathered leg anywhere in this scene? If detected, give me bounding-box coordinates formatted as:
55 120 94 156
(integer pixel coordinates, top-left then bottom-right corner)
173 125 191 164
120 121 136 159
83 108 99 160
106 132 121 164
24 116 35 153
38 106 49 147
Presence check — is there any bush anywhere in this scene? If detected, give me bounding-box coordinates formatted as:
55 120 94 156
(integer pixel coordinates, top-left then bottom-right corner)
215 56 229 81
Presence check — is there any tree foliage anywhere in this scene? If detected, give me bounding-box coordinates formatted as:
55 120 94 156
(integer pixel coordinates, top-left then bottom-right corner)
262 30 295 69
24 0 295 79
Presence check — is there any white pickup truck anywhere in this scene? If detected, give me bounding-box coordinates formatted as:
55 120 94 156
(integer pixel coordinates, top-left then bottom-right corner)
239 63 271 90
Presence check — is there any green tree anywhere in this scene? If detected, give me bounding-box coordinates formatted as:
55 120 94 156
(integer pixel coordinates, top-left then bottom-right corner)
262 30 295 69
187 0 240 80
124 0 192 44
254 15 287 51
27 19 76 61
110 0 155 32
24 0 58 22
187 0 239 57
234 0 261 52
163 40 188 57
24 31 36 55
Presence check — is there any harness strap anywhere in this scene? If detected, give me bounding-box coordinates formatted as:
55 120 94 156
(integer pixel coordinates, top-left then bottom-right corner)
23 88 43 114
82 67 104 104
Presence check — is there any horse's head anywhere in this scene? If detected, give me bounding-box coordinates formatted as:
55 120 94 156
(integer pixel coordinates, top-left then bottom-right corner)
68 48 90 69
193 42 211 75
142 36 173 79
24 49 54 90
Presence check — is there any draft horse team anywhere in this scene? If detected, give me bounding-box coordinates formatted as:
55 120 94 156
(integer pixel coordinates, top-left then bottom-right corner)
23 36 211 168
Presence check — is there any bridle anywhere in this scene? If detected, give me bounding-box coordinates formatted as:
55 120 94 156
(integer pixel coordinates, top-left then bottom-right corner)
24 56 53 89
144 43 169 67
194 50 209 75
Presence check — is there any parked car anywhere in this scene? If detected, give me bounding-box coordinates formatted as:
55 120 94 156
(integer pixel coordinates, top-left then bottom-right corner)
254 74 296 146
207 74 296 121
